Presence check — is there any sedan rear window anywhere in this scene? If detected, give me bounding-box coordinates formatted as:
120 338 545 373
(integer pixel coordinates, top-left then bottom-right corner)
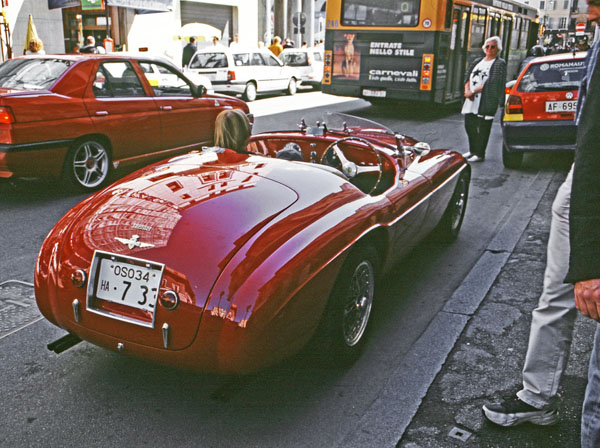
189 53 228 69
0 58 71 90
281 52 309 66
518 59 586 93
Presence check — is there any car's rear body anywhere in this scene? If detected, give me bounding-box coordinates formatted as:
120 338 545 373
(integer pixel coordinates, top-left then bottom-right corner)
502 52 586 166
280 48 324 86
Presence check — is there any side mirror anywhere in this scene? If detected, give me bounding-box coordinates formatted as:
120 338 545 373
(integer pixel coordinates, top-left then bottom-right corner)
412 142 431 156
195 84 207 97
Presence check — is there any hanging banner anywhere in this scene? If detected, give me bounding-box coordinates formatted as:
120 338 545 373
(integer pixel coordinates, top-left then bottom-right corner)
82 0 104 11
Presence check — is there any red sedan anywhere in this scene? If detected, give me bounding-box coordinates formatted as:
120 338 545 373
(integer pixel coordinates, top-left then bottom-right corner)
0 54 249 190
35 113 470 374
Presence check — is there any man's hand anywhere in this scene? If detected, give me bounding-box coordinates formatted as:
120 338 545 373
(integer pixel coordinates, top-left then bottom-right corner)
575 279 600 321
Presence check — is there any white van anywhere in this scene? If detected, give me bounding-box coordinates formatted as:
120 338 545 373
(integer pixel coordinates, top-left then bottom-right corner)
185 47 299 101
280 47 324 88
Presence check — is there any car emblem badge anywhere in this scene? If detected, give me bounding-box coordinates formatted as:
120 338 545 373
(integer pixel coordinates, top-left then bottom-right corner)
115 234 155 250
566 92 574 99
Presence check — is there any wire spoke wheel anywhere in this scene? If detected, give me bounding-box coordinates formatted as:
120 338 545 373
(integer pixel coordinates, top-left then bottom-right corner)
342 259 374 347
312 244 379 366
449 174 468 233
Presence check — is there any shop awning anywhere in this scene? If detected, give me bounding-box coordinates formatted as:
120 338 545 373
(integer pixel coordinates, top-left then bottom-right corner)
48 0 173 11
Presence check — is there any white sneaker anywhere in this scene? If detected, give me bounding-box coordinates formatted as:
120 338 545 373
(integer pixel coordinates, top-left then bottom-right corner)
467 155 484 162
463 152 472 158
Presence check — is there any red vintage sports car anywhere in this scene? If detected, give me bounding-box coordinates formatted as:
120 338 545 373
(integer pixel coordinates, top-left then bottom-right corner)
35 113 470 374
0 54 248 190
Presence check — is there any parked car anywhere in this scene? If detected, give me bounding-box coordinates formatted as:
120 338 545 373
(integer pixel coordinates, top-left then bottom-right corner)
36 113 470 374
0 54 248 190
184 47 299 101
133 54 215 94
279 47 324 88
502 51 587 168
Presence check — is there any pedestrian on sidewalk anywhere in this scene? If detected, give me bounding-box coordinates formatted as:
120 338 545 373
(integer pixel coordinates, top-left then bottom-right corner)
182 36 197 68
482 0 600 429
269 36 283 57
461 36 506 163
565 3 600 448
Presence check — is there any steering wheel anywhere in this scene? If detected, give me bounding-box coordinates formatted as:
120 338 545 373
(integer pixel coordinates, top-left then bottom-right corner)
320 136 383 194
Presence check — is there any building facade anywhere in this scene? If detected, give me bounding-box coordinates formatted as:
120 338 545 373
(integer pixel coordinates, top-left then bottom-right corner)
1 0 325 64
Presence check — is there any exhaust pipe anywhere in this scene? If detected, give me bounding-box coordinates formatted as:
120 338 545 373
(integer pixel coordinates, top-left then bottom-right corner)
47 333 82 354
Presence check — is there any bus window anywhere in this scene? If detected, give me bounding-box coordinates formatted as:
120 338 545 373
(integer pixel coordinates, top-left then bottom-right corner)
488 13 501 37
444 0 453 29
511 17 521 49
341 0 420 27
520 19 529 50
470 7 486 49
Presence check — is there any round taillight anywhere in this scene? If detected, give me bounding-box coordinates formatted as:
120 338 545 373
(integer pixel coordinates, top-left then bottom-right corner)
71 269 87 288
159 290 179 310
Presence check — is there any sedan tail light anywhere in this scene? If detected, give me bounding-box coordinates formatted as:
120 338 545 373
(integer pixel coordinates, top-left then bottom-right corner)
227 70 236 81
0 106 15 124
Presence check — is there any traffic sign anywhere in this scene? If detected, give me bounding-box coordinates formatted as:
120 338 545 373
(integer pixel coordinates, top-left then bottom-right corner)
293 12 306 26
576 22 586 36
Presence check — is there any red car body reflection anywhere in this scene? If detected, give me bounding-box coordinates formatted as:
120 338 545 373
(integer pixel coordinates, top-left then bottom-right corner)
35 115 470 373
0 54 248 190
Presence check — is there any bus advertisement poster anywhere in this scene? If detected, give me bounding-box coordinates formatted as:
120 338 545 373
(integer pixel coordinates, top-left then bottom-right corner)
332 33 422 87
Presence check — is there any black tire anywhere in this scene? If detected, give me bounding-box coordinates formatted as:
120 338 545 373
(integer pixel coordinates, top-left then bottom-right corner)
287 78 297 95
502 143 523 169
436 168 470 241
243 82 257 102
63 138 111 191
313 244 379 367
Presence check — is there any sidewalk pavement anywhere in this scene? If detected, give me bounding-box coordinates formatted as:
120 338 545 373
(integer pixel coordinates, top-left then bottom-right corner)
398 170 596 448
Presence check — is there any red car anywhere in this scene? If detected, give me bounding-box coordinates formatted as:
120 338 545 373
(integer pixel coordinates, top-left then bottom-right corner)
35 113 470 374
502 51 587 168
0 54 249 190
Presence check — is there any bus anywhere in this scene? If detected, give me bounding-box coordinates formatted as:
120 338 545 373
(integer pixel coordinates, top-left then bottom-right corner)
322 0 539 104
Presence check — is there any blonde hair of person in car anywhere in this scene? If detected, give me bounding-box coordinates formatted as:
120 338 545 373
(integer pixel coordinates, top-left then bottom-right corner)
26 37 45 55
214 109 251 153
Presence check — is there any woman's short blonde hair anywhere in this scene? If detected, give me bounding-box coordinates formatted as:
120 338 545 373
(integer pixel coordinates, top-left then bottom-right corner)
28 38 43 53
214 109 251 153
482 36 502 52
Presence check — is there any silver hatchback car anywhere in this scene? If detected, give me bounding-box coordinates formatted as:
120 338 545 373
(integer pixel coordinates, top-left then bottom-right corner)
184 47 299 101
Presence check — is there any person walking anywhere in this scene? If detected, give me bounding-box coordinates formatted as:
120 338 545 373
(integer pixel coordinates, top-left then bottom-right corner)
461 36 506 163
182 37 197 67
268 36 283 56
230 34 240 48
565 3 600 447
519 45 545 75
79 35 100 54
482 0 600 429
